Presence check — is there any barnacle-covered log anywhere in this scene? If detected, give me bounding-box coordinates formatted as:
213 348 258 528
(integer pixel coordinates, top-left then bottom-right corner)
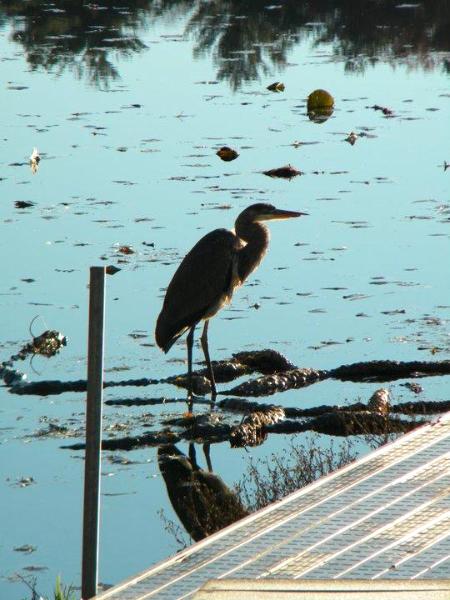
225 368 326 397
330 360 450 382
230 406 285 448
166 361 250 390
267 412 422 437
231 349 297 374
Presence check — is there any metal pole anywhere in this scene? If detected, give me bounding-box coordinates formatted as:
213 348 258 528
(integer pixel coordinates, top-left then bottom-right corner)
82 267 106 600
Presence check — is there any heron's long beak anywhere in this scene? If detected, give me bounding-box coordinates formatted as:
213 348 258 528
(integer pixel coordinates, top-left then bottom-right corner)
258 209 308 221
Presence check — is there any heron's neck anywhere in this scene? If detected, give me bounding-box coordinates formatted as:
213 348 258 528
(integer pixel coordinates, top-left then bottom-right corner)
235 219 270 283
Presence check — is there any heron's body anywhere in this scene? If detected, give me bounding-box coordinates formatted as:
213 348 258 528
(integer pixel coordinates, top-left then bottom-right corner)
155 203 305 403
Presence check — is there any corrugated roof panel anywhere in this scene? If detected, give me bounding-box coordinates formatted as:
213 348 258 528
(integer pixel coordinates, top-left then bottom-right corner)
94 414 450 600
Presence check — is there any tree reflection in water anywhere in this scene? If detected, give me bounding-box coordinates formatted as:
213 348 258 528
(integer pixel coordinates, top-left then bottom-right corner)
0 1 448 88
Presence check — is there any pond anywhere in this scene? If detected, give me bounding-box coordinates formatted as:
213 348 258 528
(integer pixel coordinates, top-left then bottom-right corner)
0 2 449 598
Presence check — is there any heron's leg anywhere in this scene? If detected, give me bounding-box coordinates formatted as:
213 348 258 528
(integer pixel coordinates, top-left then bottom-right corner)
200 320 217 400
186 325 196 411
203 443 212 473
188 442 198 469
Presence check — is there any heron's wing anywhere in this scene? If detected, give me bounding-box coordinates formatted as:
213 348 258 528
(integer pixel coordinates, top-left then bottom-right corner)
155 228 239 351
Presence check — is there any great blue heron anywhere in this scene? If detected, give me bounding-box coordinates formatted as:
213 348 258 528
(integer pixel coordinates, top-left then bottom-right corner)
155 203 306 404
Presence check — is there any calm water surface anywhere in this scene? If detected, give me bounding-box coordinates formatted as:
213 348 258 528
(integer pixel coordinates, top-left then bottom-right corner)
0 2 449 598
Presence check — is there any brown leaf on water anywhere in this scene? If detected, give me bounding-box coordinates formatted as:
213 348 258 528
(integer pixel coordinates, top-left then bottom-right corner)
106 265 121 275
345 132 358 145
369 104 394 116
267 81 285 92
118 245 135 255
263 165 301 179
216 146 239 162
15 200 35 209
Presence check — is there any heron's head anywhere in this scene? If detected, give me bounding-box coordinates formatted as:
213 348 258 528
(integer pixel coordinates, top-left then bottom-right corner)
243 203 307 222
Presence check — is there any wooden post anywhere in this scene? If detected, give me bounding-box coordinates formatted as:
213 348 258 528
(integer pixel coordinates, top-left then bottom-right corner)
82 267 106 600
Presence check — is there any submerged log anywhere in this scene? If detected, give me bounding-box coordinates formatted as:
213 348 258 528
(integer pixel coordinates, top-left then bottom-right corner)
224 368 326 397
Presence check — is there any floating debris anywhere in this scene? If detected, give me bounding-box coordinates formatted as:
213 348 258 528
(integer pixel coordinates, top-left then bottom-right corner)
118 245 135 255
15 200 35 209
307 89 334 123
105 265 121 276
14 544 37 554
267 81 285 92
216 146 239 162
345 132 358 145
370 104 394 116
29 147 40 174
402 381 423 394
263 165 301 179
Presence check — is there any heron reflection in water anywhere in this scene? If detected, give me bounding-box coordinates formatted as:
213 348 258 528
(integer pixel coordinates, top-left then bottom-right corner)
155 203 306 407
158 443 248 542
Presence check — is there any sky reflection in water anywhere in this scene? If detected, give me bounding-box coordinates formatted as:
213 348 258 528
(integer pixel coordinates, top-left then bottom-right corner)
0 2 449 598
